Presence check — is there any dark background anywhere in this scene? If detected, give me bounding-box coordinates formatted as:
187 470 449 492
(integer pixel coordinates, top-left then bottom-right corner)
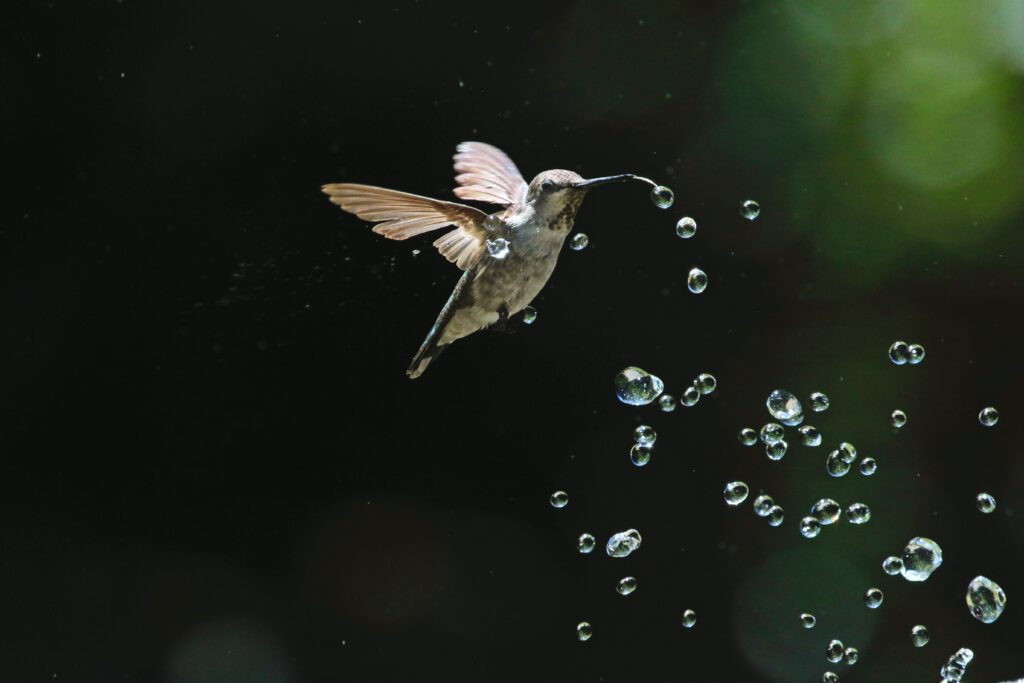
3 1 1024 681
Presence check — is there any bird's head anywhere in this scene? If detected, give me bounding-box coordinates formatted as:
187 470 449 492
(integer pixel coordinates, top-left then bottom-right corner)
526 170 638 220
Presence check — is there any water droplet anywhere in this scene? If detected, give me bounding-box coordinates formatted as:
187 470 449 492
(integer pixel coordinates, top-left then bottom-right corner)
799 425 822 447
675 216 697 238
941 648 974 681
753 494 775 517
766 439 788 461
826 451 851 477
760 423 785 445
910 624 929 647
724 481 750 506
822 673 838 683
522 305 537 325
809 392 830 413
846 503 871 524
826 639 845 663
614 367 664 406
634 425 656 446
978 406 999 427
864 587 884 608
900 537 943 582
888 341 911 365
616 576 638 596
681 609 697 628
687 267 708 293
859 458 877 476
812 499 842 525
966 575 1006 623
680 385 701 407
838 442 857 463
486 237 510 259
800 613 816 628
569 233 589 251
976 492 996 513
800 516 822 538
694 373 717 395
890 409 907 428
767 389 804 426
766 505 784 527
738 428 758 446
882 556 903 575
629 444 651 467
740 199 760 220
953 648 974 666
658 395 677 412
606 529 642 558
844 647 859 665
577 621 593 641
578 533 596 554
651 185 674 209
550 490 569 508
907 343 925 364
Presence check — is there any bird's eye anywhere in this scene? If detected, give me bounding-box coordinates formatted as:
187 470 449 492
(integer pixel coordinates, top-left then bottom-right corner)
541 179 557 192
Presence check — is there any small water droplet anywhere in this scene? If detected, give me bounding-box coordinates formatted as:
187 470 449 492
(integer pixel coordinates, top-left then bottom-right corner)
681 609 697 628
907 343 925 364
888 341 911 365
616 576 638 596
738 427 758 446
578 533 596 554
800 612 816 628
576 621 592 641
812 499 842 525
826 451 851 477
859 457 877 476
606 529 642 558
890 409 907 428
766 439 788 461
694 373 717 395
846 503 871 524
910 625 929 647
486 237 510 259
882 555 903 575
766 505 784 527
724 481 750 506
844 647 859 665
978 406 999 427
966 575 1006 623
634 425 656 446
800 516 822 538
651 185 674 209
976 492 996 513
864 587 884 608
675 216 697 239
522 305 537 325
767 389 804 426
630 444 651 467
809 392 830 412
680 385 701 406
900 537 943 582
826 639 845 663
687 267 708 293
740 199 760 220
658 394 677 412
550 490 569 508
614 367 664 406
799 425 822 447
822 672 838 683
569 233 589 251
760 423 785 445
753 494 775 517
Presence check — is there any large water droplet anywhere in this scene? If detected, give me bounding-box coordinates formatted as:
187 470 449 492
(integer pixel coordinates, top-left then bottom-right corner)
651 185 674 209
979 406 999 427
578 533 596 554
606 529 642 558
767 389 804 426
522 305 537 325
900 537 943 581
846 502 871 524
753 494 775 517
910 624 929 647
800 612 816 628
890 409 907 428
629 444 651 467
826 639 845 663
724 481 750 506
864 587 884 608
888 341 911 365
800 516 822 538
738 428 758 446
687 267 708 293
826 450 851 477
681 609 697 628
486 237 510 259
576 621 592 641
740 199 760 220
550 490 569 508
966 575 1006 623
616 576 638 596
976 492 996 513
760 423 785 445
799 425 822 446
634 425 656 446
569 233 589 251
694 373 717 395
766 440 788 461
812 498 842 525
614 367 664 406
675 216 697 238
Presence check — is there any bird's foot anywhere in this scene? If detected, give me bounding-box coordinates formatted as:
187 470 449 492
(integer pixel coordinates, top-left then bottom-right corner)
490 303 519 334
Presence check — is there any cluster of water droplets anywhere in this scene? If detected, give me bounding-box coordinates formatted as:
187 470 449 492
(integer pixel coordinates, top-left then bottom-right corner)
939 647 974 682
888 340 926 365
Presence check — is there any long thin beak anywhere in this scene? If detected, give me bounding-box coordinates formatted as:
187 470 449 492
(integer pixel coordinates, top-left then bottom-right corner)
573 173 637 189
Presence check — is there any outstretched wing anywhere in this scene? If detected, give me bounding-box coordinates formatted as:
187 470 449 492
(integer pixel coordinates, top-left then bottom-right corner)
322 183 488 270
452 141 528 207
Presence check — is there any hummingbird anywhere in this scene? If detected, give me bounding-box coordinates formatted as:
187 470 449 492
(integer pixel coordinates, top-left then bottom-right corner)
322 141 658 378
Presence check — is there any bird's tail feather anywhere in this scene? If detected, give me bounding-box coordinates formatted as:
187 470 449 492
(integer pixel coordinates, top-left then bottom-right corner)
407 341 447 378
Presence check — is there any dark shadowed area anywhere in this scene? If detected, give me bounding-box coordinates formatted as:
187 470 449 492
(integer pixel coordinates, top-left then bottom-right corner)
3 1 1023 681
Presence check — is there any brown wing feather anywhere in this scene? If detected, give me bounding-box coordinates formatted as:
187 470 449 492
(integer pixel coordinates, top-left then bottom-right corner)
452 141 528 207
321 183 488 270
